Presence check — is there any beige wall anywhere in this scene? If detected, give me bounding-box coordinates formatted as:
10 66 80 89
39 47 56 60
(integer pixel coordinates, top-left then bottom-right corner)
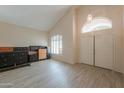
0 22 48 47
123 25 124 73
77 6 123 73
48 9 77 64
122 7 124 74
123 27 124 74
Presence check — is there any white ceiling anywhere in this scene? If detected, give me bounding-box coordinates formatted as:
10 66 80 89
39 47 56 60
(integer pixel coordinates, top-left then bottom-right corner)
0 5 71 31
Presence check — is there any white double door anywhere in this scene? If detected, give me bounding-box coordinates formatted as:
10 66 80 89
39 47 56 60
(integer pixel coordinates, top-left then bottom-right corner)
80 30 114 70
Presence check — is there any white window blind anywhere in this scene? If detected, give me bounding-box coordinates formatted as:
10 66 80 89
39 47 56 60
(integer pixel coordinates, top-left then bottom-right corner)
51 35 62 54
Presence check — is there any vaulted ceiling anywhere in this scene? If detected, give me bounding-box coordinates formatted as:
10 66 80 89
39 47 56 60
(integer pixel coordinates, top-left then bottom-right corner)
0 5 71 31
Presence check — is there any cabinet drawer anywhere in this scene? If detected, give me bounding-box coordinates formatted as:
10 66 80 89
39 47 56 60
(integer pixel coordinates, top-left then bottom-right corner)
0 61 14 68
16 59 28 65
18 53 27 56
0 62 8 68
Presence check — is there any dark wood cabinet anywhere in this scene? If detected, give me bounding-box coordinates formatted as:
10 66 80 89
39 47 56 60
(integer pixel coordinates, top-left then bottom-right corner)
28 53 38 62
16 52 28 65
0 52 14 68
0 46 49 71
28 46 48 62
0 47 30 71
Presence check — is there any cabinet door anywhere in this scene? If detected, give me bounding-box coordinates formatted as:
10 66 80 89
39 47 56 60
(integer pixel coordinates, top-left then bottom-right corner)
16 52 28 65
0 54 7 68
80 34 94 65
95 33 113 69
38 49 47 60
0 53 14 68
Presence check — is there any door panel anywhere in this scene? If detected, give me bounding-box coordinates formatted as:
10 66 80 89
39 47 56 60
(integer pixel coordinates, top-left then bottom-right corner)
95 33 113 69
80 34 94 65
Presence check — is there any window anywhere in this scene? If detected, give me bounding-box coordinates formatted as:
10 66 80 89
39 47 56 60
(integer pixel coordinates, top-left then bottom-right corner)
82 15 112 33
51 35 62 54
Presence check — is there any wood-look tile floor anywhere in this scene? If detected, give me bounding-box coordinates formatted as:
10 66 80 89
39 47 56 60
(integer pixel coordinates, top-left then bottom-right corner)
0 60 124 88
